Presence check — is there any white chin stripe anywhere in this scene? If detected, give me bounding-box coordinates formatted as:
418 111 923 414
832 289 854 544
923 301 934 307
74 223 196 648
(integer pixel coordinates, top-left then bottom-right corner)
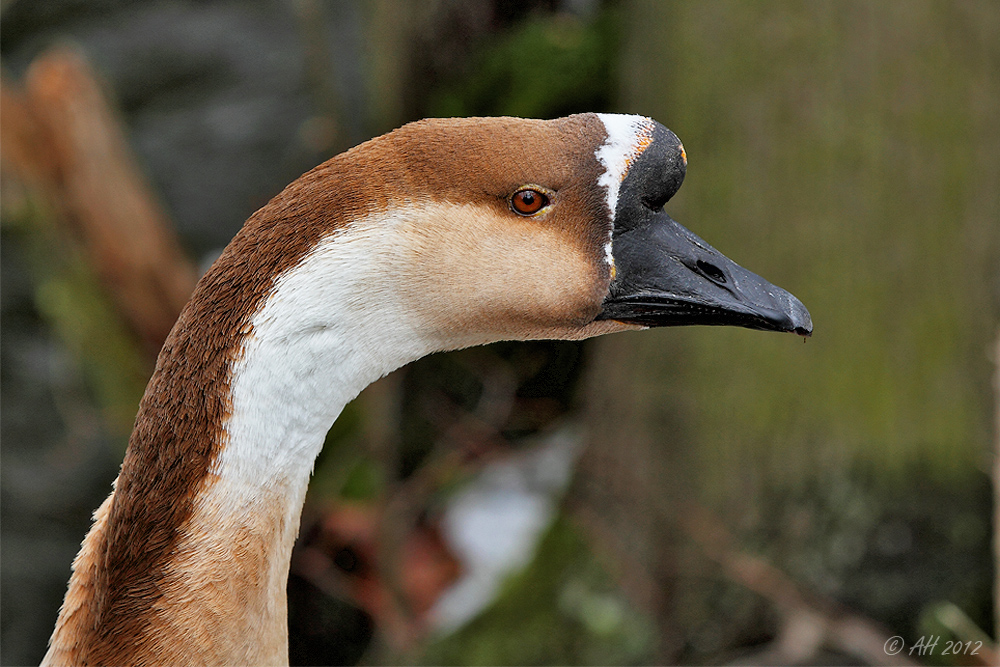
595 113 656 268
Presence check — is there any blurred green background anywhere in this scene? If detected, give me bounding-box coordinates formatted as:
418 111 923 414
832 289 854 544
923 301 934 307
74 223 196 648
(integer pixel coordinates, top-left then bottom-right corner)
1 1 997 665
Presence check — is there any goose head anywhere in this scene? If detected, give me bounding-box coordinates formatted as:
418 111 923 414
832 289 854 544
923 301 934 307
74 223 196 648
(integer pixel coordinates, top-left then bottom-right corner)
322 113 813 350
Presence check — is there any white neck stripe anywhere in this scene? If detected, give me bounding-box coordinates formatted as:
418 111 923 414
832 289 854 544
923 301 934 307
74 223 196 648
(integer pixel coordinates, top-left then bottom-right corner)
212 213 436 504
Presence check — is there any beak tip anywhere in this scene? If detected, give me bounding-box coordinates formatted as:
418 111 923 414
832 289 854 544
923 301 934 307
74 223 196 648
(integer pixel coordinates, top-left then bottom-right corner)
782 292 813 337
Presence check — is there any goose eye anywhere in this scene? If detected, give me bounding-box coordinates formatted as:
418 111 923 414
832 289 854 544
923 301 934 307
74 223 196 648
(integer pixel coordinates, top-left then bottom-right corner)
510 187 550 216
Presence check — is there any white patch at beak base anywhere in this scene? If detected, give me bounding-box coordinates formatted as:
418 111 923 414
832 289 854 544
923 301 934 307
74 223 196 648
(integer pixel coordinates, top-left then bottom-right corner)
594 113 656 270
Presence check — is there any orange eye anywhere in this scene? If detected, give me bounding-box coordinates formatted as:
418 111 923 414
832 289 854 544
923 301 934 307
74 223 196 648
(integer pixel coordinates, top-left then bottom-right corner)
510 188 550 216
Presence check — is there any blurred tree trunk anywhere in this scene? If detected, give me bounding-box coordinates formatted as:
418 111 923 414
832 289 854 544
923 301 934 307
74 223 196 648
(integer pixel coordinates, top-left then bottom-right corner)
574 329 692 662
570 1 692 662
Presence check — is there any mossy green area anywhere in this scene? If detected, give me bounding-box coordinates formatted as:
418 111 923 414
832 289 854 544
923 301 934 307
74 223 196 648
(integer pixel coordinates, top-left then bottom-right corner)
622 0 998 483
428 9 621 119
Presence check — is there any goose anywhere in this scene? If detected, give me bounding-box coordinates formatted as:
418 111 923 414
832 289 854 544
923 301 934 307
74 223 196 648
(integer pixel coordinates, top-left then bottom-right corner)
42 113 812 667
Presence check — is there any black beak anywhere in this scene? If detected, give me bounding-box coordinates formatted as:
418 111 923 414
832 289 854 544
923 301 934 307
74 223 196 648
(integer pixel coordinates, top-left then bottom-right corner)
596 122 813 336
597 214 813 335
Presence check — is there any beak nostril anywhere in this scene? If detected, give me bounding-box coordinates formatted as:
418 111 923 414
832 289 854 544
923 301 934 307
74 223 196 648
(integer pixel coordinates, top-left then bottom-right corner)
696 259 727 284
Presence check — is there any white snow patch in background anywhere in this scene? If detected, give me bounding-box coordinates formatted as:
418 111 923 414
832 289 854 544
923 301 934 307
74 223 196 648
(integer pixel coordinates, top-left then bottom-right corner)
429 427 584 633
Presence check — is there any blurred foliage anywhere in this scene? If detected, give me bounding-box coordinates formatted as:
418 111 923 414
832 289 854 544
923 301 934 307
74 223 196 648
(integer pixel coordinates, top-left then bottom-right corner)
399 341 587 474
748 463 993 642
309 399 380 501
428 8 620 118
0 186 148 436
422 518 655 665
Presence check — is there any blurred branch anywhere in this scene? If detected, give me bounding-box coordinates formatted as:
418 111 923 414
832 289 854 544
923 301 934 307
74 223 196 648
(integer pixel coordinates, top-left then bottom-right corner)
1 46 197 359
673 500 921 667
371 351 521 658
575 482 922 665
